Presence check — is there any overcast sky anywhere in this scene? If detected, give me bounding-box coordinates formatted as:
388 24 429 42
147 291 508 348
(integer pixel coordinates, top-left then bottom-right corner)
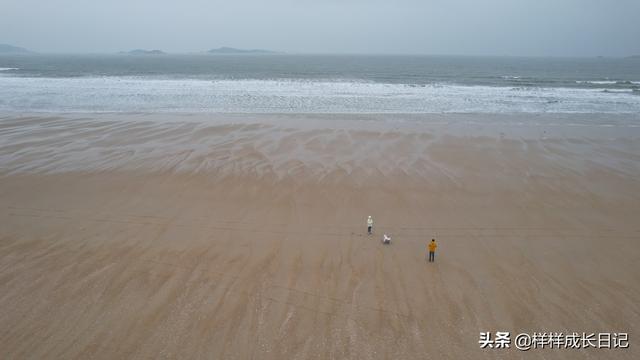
2 0 639 56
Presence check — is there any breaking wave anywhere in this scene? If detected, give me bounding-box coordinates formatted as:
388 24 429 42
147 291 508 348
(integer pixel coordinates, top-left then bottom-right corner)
1 76 639 113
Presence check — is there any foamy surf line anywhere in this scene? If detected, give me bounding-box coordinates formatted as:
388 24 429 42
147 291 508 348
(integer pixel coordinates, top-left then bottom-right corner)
1 76 639 113
576 80 640 85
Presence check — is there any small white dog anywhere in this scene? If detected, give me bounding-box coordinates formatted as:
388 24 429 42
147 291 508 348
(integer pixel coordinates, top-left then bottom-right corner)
382 234 391 244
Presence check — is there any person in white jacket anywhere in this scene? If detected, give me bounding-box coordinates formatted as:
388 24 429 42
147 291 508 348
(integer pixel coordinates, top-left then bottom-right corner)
367 216 373 235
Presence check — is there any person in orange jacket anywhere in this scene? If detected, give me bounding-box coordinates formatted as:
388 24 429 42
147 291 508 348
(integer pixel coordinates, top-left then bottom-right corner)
427 239 437 262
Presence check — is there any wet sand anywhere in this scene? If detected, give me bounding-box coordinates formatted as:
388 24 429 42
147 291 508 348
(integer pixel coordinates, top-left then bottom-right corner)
1 113 639 359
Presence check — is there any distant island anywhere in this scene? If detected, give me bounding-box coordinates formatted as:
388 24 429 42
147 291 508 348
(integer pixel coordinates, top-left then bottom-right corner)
0 44 31 54
207 47 279 54
119 49 166 55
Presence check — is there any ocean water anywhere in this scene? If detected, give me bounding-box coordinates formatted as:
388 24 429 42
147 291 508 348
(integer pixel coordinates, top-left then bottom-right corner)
1 54 639 113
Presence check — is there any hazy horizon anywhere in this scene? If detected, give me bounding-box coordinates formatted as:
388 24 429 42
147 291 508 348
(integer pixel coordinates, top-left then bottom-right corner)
2 0 640 57
2 46 640 58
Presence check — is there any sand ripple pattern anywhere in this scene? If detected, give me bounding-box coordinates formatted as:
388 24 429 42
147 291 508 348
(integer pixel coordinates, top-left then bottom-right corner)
1 115 640 185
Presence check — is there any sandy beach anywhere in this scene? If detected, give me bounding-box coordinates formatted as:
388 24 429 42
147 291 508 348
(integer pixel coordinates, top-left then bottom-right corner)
1 113 639 359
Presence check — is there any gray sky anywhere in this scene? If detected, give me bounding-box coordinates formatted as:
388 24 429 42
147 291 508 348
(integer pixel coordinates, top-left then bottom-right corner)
2 0 639 56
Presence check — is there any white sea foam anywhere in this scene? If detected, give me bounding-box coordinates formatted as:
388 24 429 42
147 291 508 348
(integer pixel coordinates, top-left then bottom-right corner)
576 80 617 85
1 76 639 114
576 80 640 85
